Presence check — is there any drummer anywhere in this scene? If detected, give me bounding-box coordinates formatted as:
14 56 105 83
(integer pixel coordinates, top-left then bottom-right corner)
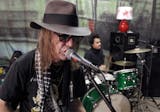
84 32 108 72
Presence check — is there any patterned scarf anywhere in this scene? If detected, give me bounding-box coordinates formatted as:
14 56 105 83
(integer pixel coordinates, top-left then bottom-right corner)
34 50 61 112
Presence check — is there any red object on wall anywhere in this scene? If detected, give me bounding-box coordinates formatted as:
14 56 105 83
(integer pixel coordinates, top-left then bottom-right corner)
118 20 129 32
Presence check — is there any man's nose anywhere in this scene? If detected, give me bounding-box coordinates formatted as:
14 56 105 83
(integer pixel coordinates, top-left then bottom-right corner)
65 38 73 47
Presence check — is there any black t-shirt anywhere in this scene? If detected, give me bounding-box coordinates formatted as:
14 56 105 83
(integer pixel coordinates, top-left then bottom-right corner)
0 50 36 111
0 50 87 112
84 47 104 66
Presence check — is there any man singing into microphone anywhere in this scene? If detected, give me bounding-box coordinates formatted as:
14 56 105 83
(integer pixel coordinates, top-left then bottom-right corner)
0 0 90 112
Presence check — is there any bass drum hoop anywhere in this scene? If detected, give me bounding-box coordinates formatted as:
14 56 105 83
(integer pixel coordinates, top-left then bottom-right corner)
82 92 131 112
92 94 131 112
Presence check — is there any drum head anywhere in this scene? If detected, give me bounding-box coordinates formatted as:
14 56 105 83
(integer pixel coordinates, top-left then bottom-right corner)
92 94 131 112
114 68 137 74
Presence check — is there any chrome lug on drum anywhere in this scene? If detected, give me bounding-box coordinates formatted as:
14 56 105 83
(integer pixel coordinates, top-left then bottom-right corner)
114 68 138 90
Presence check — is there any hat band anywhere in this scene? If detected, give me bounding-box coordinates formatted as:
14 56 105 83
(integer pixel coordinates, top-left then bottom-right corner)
43 14 78 26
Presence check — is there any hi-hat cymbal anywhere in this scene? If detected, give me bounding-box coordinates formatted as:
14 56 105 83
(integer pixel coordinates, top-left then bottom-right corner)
124 48 151 54
113 60 135 66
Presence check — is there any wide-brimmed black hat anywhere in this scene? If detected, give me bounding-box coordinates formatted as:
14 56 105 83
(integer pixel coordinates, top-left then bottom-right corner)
30 0 90 36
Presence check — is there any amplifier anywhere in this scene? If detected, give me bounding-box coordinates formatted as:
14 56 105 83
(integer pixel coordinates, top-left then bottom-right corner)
110 32 139 54
110 32 139 67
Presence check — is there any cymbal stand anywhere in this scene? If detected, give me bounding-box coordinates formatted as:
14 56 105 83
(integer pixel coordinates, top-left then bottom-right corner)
136 52 152 95
136 53 151 111
85 68 116 112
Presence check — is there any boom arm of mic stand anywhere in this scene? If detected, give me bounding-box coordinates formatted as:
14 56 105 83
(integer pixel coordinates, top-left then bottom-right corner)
85 69 116 112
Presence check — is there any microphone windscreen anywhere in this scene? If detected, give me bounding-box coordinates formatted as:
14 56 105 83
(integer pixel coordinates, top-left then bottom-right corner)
65 49 73 60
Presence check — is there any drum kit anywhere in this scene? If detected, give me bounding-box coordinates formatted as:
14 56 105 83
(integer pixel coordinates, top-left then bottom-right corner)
82 47 152 112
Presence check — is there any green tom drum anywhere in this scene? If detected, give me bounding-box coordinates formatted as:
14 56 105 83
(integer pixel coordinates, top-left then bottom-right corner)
114 68 138 90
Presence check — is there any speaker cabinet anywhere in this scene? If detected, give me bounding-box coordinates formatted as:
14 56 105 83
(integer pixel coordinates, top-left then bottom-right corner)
109 32 139 70
110 32 139 61
110 32 139 53
141 41 160 97
148 54 160 97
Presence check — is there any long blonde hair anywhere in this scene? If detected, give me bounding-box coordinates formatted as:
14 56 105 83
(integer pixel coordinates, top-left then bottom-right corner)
37 28 57 70
37 28 82 70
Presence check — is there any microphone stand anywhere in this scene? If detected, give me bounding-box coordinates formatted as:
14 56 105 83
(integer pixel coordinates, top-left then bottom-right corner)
85 67 116 112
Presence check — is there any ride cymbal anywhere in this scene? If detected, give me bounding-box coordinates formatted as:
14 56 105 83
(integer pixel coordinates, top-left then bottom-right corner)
124 48 151 54
113 60 135 66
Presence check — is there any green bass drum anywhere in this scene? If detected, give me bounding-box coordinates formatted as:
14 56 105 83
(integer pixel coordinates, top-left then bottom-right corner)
82 84 131 112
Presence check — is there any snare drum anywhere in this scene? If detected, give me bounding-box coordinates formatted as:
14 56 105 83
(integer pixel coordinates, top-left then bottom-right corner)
82 85 131 112
85 73 115 85
114 68 138 90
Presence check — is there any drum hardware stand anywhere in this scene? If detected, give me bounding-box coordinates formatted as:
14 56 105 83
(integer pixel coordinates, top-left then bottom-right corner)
105 80 112 102
143 45 160 110
136 53 152 111
85 68 116 112
122 57 126 69
136 52 152 96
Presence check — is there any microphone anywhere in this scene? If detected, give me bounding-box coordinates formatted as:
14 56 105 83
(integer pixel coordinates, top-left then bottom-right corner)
65 49 100 72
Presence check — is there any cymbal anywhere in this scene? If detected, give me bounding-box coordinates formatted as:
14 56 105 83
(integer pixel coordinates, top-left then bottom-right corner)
124 48 151 54
113 60 135 66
